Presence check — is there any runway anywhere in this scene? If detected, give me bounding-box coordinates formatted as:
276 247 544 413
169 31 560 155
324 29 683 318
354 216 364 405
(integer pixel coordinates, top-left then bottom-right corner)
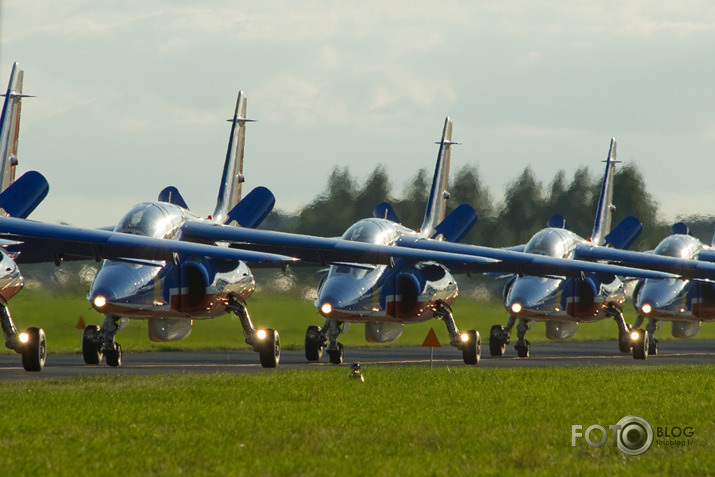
1 339 713 381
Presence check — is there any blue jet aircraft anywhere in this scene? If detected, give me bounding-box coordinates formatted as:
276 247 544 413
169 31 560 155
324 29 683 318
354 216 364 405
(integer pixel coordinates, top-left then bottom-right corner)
172 121 685 365
0 92 296 368
0 63 52 371
575 222 715 359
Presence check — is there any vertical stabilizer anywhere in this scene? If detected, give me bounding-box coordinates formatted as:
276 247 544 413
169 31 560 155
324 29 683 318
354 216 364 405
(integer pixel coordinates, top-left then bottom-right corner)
0 63 29 193
420 117 457 238
590 138 618 245
212 91 254 224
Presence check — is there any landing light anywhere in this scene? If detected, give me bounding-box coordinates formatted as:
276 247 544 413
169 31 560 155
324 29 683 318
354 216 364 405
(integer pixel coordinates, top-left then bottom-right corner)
460 333 470 343
18 332 29 344
630 330 640 341
511 303 522 314
641 304 652 314
94 295 107 308
321 303 332 315
256 329 268 340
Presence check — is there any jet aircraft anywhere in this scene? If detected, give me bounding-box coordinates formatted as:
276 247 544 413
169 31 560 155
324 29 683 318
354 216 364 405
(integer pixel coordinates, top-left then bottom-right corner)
170 122 684 365
574 222 715 359
0 62 52 371
0 92 296 368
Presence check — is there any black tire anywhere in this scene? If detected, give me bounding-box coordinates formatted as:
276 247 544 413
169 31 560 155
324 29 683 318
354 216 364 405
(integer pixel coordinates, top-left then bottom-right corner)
462 330 481 365
82 325 102 365
648 338 658 356
305 325 323 361
106 343 122 367
515 339 530 358
632 329 648 360
489 325 506 357
328 343 344 364
21 327 46 372
259 329 280 368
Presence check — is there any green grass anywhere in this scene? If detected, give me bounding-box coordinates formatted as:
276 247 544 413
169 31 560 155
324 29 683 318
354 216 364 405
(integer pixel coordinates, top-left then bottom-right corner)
3 289 715 355
0 366 712 476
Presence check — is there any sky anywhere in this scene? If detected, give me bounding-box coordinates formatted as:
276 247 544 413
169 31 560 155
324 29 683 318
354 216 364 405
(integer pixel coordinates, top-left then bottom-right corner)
1 1 714 228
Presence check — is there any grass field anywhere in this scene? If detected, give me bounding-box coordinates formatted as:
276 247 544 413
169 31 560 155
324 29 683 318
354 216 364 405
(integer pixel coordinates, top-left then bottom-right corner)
3 287 715 356
0 366 712 476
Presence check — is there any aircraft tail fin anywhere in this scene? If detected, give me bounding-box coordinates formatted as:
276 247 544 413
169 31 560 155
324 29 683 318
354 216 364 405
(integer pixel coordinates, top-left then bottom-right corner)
431 204 477 242
420 117 458 238
212 91 255 224
158 186 189 210
224 186 275 228
589 138 618 245
373 202 401 223
0 62 33 193
0 170 49 218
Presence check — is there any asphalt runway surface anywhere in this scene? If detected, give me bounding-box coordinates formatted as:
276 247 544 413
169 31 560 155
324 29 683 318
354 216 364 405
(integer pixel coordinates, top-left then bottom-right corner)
1 339 713 381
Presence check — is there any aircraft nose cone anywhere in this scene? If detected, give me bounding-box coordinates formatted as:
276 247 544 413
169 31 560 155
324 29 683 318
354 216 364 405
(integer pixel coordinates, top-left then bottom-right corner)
89 262 147 310
506 276 559 314
635 279 686 314
317 274 364 316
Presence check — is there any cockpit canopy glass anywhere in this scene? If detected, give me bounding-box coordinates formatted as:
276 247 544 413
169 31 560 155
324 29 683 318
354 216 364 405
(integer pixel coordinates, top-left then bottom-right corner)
341 219 399 246
654 235 701 259
524 229 575 258
114 203 183 239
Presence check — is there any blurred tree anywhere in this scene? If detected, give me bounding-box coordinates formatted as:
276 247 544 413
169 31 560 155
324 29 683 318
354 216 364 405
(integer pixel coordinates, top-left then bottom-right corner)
354 165 393 219
294 167 358 236
499 166 545 245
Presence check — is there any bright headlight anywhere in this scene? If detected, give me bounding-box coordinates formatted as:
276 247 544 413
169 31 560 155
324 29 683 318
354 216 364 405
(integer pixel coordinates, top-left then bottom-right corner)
511 303 522 314
321 303 332 314
641 304 652 314
18 332 29 344
630 330 640 341
93 295 107 308
256 329 268 340
460 333 470 343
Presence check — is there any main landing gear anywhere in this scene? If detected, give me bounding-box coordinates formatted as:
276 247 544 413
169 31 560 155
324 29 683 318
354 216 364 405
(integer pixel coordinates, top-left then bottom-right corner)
489 315 516 357
607 303 633 354
0 304 45 372
434 300 481 365
304 320 343 364
227 292 280 368
82 315 122 367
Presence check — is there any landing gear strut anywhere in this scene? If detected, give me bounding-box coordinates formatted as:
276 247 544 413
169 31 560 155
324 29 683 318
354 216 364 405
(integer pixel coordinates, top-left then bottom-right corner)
434 300 480 365
227 292 280 368
606 303 632 353
514 319 530 358
1 304 46 372
82 314 122 367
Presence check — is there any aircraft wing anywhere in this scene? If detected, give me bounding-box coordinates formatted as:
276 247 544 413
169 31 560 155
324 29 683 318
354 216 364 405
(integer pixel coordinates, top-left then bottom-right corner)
573 243 715 280
0 216 297 264
180 222 678 279
395 236 679 279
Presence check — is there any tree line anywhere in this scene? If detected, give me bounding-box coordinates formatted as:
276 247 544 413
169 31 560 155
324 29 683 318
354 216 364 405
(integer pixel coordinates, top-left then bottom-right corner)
263 163 715 251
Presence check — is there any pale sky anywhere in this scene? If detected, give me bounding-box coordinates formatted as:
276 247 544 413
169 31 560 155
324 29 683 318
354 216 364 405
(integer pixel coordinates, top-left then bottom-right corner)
2 1 714 228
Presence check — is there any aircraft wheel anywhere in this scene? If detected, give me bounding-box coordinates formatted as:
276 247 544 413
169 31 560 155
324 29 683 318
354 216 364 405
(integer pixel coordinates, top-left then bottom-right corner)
648 338 658 356
106 343 122 367
259 329 280 368
82 325 102 365
21 327 46 372
489 325 506 357
328 343 344 364
632 329 648 360
462 330 481 365
305 325 323 361
515 339 530 358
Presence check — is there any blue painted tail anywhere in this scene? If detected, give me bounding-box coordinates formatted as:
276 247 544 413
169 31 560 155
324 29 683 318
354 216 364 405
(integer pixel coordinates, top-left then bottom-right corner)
420 117 458 238
213 91 255 224
590 138 618 245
